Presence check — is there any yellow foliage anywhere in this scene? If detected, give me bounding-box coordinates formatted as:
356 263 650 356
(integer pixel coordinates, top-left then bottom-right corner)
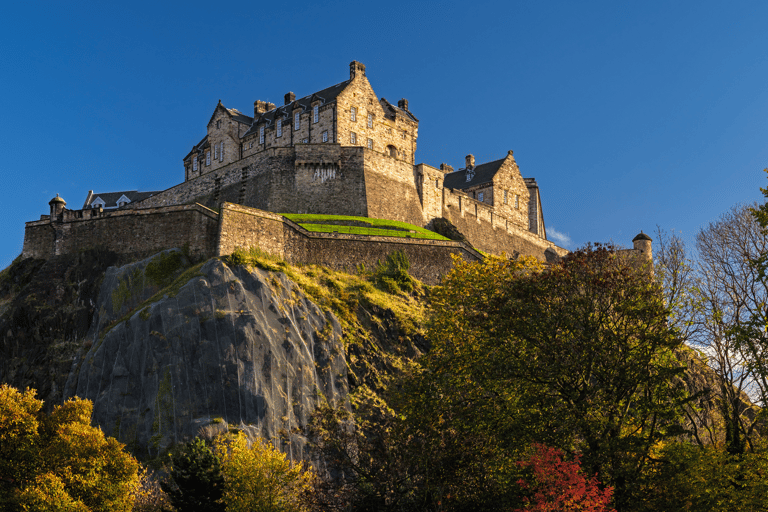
214 432 314 512
0 384 139 512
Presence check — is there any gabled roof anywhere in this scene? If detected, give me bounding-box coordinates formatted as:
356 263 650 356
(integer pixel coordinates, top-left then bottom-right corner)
83 190 162 209
184 135 210 160
443 157 506 190
207 101 254 128
380 97 418 122
243 79 351 138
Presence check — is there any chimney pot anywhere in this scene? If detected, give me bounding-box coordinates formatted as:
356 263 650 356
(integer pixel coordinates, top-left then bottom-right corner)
465 154 475 170
254 100 269 116
398 98 408 110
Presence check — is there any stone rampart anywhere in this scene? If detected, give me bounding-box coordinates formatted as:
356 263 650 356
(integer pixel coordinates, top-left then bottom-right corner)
216 203 482 285
443 189 568 261
23 204 220 260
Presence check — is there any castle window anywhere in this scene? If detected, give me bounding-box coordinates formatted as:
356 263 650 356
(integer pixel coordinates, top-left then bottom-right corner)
350 107 356 122
387 145 396 158
249 141 253 149
515 194 519 209
214 144 218 160
277 119 282 137
193 158 198 172
216 120 221 129
435 178 439 188
504 190 508 204
206 151 211 166
367 113 372 128
478 192 484 202
322 130 328 143
219 142 224 162
259 125 265 144
350 132 356 144
294 112 300 130
367 138 373 149
313 105 319 123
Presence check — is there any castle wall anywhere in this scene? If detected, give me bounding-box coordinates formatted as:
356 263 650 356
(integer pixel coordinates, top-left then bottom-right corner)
442 190 567 260
22 205 220 261
362 149 424 226
416 163 445 225
216 203 481 285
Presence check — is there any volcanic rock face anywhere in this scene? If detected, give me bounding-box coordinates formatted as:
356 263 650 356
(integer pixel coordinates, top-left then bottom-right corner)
66 253 348 459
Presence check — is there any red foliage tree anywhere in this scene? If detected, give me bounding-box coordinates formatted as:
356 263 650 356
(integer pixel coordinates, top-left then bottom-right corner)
515 444 615 512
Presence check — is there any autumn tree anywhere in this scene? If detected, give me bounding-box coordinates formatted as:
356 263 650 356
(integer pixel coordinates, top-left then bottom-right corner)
422 246 686 510
0 384 139 512
214 432 314 512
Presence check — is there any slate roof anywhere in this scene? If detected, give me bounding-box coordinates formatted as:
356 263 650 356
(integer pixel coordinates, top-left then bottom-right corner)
380 97 418 122
243 79 352 138
184 135 210 160
84 190 162 209
443 157 506 190
226 107 253 125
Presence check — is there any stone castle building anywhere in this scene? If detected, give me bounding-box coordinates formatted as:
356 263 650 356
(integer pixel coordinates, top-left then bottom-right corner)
24 61 626 282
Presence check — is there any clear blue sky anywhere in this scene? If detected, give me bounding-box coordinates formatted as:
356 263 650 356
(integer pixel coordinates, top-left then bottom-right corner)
2 0 767 269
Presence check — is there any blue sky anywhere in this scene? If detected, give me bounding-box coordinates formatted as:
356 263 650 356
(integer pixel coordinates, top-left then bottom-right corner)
2 0 767 269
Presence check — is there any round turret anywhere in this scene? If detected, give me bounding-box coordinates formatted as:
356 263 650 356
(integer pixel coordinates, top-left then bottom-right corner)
49 194 66 217
632 231 652 261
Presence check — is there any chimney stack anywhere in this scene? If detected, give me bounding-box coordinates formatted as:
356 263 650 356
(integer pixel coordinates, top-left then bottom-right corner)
254 100 269 116
284 92 295 105
349 60 366 80
398 98 409 111
440 163 454 173
465 154 475 170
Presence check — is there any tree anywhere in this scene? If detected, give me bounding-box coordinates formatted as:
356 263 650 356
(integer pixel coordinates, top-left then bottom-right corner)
161 437 225 512
514 444 615 512
0 384 139 512
423 246 686 510
214 432 313 512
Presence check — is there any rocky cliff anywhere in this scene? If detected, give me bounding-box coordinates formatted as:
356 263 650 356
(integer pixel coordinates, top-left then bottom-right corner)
0 248 425 460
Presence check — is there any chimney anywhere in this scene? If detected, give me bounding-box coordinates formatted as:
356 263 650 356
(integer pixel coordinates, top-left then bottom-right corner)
398 98 409 111
465 154 475 170
349 60 366 80
254 100 269 116
284 92 295 105
440 163 454 173
266 102 276 111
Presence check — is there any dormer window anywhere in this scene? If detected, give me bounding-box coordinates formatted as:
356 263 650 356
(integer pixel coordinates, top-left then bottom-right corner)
277 119 282 137
294 112 300 130
350 107 356 121
478 192 484 202
259 125 265 144
313 105 319 123
367 113 372 128
466 169 474 182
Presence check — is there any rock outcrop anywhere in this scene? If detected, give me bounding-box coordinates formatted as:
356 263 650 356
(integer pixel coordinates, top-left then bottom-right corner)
64 251 348 459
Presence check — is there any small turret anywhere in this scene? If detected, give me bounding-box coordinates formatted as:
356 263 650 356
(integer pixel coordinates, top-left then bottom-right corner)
49 194 66 218
632 231 652 261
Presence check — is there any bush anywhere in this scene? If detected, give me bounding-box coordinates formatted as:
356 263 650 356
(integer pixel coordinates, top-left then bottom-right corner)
373 250 415 293
161 438 225 512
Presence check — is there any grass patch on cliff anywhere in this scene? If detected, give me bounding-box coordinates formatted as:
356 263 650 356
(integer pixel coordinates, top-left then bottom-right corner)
227 247 427 338
282 214 449 241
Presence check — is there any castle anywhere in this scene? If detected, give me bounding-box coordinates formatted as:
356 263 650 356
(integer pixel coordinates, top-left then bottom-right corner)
23 61 652 283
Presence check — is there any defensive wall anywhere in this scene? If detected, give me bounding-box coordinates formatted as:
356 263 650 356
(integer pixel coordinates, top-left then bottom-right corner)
23 202 482 285
23 204 220 261
441 189 569 261
132 144 425 227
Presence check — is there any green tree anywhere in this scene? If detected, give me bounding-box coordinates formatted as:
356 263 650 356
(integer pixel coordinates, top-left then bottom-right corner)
161 437 225 512
0 384 139 512
422 246 686 510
